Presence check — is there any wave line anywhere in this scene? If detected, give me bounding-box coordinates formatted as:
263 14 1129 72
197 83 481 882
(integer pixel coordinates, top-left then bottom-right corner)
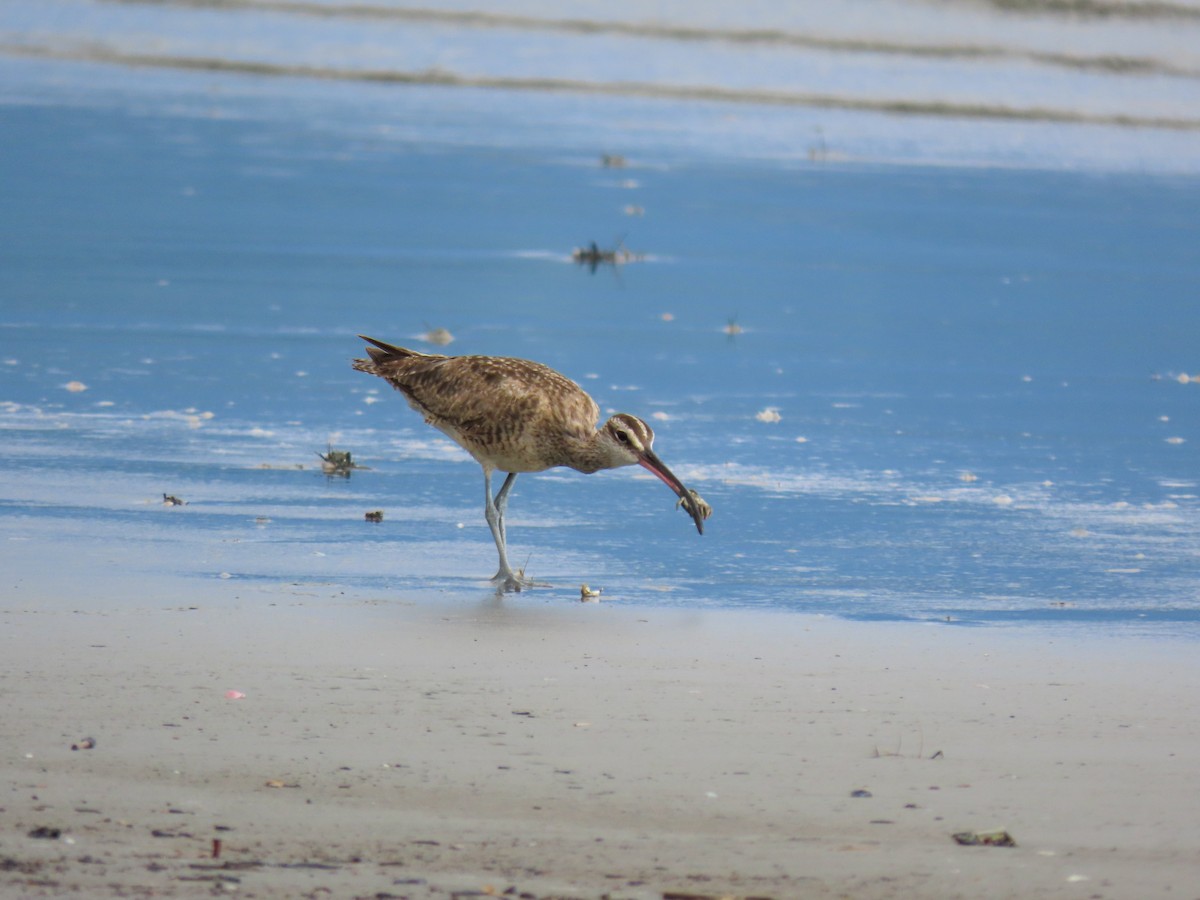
101 0 1200 80
7 42 1200 131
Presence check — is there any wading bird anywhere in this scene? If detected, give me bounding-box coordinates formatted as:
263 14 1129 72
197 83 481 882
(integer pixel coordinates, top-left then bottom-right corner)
352 336 709 591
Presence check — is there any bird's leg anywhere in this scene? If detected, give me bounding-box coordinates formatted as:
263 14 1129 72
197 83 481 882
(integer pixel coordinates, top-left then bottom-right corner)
492 471 517 547
484 470 523 592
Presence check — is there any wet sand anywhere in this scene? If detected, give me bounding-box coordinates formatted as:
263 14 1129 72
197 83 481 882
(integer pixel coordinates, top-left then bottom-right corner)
3 589 1198 899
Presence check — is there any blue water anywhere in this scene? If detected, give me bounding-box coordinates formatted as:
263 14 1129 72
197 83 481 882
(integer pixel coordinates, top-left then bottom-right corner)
2 41 1199 631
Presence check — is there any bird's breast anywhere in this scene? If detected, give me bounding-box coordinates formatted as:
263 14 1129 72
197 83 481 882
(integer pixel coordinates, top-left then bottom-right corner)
428 416 563 474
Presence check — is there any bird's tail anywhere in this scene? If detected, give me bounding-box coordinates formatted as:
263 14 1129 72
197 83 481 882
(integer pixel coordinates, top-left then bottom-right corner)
352 335 431 374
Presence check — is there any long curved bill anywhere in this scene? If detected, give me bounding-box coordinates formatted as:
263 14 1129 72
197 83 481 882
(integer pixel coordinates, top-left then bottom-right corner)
636 448 709 535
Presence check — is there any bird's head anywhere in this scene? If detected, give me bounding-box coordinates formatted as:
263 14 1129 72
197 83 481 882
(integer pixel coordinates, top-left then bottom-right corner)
599 413 708 534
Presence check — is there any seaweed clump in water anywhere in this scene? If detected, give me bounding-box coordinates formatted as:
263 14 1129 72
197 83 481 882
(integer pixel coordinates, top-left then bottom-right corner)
319 448 368 477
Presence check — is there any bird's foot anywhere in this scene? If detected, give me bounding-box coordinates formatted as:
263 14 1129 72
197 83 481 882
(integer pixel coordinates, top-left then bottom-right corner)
490 569 549 593
492 571 525 593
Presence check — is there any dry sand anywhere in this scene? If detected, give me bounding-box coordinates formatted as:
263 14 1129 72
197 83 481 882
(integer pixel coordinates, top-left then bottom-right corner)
2 584 1198 899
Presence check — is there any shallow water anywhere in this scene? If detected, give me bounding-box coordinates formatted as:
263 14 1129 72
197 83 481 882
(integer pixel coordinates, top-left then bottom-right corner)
5 0 1200 170
2 4 1199 632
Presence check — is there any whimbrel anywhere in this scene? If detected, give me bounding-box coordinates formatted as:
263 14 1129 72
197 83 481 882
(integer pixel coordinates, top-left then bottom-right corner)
352 336 709 592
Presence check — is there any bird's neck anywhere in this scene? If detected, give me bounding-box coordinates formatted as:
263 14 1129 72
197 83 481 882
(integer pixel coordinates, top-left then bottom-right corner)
568 432 632 475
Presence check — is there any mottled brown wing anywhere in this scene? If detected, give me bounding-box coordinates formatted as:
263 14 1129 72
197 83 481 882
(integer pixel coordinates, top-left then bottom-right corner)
384 355 600 446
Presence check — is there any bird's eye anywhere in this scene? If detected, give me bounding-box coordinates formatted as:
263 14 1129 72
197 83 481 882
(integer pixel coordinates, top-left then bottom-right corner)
615 431 630 444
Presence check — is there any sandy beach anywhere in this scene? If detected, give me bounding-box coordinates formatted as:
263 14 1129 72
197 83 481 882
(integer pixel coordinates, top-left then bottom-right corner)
3 587 1198 899
2 4 1200 898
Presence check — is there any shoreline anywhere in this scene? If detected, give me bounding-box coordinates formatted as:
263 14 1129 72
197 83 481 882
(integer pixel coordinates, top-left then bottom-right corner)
4 595 1198 898
3 9 1199 895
